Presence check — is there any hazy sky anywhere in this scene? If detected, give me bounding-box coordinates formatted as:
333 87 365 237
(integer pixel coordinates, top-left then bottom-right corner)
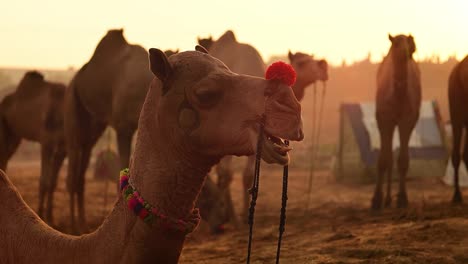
1 0 467 69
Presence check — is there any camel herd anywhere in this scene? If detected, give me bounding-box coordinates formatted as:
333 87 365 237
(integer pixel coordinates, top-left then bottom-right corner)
0 42 304 262
0 29 327 233
0 28 467 263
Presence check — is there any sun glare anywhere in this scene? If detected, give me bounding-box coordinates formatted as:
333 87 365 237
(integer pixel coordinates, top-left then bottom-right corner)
0 0 466 69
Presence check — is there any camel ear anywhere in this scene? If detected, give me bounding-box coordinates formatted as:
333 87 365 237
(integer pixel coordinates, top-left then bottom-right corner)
388 34 394 43
407 35 416 54
288 51 294 62
149 48 173 93
195 45 209 54
318 59 327 69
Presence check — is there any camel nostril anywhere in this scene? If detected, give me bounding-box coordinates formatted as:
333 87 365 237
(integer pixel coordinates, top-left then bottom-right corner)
295 129 304 141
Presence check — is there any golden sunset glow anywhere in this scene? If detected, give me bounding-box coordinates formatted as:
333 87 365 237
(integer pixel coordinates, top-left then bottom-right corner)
0 0 467 69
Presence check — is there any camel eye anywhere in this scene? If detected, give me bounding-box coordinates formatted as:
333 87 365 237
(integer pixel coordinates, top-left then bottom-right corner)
195 87 223 107
297 60 309 68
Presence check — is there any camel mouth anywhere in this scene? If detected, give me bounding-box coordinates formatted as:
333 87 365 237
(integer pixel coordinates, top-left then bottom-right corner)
260 132 292 166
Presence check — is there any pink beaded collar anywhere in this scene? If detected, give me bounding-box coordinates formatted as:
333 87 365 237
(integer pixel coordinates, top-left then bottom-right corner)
119 168 200 233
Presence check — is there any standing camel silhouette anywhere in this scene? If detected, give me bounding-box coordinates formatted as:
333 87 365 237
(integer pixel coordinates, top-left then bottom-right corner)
371 34 421 210
64 29 153 232
0 71 66 224
448 55 468 204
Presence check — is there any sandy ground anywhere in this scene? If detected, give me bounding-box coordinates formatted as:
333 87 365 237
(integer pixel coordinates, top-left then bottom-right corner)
5 159 468 264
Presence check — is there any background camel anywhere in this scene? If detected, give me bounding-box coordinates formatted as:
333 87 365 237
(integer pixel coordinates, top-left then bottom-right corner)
197 36 214 51
448 55 468 204
198 30 266 222
64 29 230 233
198 33 330 222
0 47 303 263
288 51 328 101
64 29 154 232
0 71 66 224
371 34 421 210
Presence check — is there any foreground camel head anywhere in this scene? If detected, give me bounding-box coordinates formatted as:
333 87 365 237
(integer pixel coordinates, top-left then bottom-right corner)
148 46 303 165
288 51 328 84
388 34 416 62
197 36 214 50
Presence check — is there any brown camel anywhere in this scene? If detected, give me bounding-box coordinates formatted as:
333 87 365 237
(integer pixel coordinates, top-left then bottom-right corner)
371 34 421 210
64 29 154 232
0 46 303 263
164 44 227 232
197 36 214 51
199 33 329 221
288 51 328 101
198 30 266 222
0 71 66 224
448 55 468 204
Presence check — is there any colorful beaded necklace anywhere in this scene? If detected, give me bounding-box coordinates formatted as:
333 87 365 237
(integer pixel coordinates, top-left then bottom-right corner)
119 168 200 233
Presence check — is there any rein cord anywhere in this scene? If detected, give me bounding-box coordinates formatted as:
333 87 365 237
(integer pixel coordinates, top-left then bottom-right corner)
275 140 289 264
246 116 290 264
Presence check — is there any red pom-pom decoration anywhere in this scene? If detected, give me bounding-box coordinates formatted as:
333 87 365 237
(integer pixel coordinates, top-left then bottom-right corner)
265 61 296 86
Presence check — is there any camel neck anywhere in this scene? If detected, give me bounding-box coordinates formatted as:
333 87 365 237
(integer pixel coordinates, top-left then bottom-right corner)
70 114 215 263
292 78 312 102
114 84 218 262
392 56 409 100
70 88 216 262
0 84 217 263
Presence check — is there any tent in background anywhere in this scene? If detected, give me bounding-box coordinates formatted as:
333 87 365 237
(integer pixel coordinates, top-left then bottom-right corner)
336 100 448 183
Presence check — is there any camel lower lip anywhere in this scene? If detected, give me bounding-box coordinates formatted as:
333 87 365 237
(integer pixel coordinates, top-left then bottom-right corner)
260 132 291 165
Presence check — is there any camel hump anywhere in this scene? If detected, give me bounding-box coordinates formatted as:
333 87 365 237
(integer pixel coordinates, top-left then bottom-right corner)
92 28 129 61
16 71 47 98
24 71 44 81
218 30 237 43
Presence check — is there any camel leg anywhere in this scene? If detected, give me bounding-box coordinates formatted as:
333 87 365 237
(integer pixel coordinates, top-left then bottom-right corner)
242 155 255 220
45 147 66 224
396 124 413 208
0 118 20 171
384 153 394 208
372 123 395 210
76 145 93 233
66 140 89 233
68 135 103 234
67 149 80 233
117 128 134 170
451 124 464 204
216 156 237 226
458 125 468 204
65 88 106 233
38 144 52 221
